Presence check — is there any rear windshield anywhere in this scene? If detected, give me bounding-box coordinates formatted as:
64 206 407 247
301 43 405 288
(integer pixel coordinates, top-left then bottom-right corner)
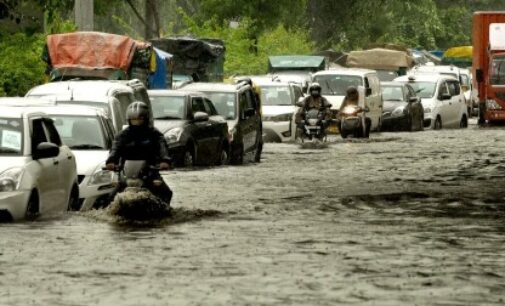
0 118 23 155
313 75 363 96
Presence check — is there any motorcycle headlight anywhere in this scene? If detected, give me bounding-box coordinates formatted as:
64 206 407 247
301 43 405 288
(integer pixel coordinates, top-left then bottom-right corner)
308 118 319 125
486 99 503 110
165 127 183 143
342 106 357 115
88 166 114 186
392 106 405 117
0 167 24 192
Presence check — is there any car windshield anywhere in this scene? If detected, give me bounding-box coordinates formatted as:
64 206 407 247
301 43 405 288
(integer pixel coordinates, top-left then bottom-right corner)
491 56 505 85
376 70 398 82
313 75 363 96
406 81 437 99
52 116 106 150
381 86 404 102
0 118 23 155
150 96 186 120
202 92 237 120
260 86 293 105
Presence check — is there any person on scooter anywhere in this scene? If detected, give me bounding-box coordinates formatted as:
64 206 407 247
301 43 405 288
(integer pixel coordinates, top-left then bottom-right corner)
338 86 371 136
105 101 173 205
295 82 332 129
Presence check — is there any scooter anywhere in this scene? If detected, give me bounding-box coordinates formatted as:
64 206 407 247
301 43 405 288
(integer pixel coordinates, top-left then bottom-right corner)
340 105 370 139
106 160 171 221
299 108 328 143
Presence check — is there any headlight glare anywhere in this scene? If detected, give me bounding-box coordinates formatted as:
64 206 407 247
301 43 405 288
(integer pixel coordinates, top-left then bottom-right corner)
88 167 114 186
165 127 183 143
392 106 405 117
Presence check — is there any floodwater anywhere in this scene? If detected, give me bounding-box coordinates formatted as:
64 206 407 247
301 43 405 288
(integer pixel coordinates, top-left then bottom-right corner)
2 121 505 305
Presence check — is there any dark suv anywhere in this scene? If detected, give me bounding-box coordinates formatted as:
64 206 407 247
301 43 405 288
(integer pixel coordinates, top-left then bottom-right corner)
180 80 263 164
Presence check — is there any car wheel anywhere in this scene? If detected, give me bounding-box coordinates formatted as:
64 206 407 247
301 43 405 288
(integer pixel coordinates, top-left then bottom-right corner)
254 142 263 163
217 141 229 165
230 144 244 165
67 184 80 211
25 191 39 221
419 116 424 131
183 145 195 167
434 117 442 130
460 115 468 128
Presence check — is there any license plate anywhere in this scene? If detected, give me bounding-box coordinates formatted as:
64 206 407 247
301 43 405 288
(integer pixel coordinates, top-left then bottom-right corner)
328 125 339 134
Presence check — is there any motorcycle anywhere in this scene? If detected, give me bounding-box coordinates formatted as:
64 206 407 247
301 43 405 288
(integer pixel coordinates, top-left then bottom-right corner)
106 160 171 221
340 105 370 139
299 108 329 143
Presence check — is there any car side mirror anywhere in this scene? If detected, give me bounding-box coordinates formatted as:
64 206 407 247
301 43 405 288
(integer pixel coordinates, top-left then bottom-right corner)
366 88 372 97
33 142 59 160
408 96 419 103
441 93 451 100
193 111 209 122
476 69 484 83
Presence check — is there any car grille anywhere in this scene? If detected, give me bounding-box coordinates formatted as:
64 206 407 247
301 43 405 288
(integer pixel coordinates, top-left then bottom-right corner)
77 175 85 184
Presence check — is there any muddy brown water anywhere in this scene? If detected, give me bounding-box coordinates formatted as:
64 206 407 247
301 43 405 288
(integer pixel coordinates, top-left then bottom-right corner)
2 122 505 305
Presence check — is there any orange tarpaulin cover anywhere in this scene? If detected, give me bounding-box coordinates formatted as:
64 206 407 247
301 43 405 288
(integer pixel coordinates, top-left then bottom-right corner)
47 32 138 72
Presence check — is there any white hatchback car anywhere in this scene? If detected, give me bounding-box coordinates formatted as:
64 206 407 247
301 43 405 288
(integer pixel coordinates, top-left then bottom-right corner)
33 105 116 210
394 74 468 129
0 104 79 221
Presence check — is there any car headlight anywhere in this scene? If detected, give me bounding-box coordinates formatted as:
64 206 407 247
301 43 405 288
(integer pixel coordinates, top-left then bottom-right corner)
0 167 24 192
165 127 183 143
424 107 432 113
486 99 502 110
88 166 114 186
392 106 406 117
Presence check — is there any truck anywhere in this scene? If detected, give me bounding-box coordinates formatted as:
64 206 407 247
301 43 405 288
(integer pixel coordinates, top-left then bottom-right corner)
345 48 414 82
472 12 505 124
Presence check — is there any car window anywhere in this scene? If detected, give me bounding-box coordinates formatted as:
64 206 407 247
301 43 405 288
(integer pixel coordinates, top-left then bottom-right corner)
292 85 303 102
0 118 23 155
52 116 106 149
203 98 218 116
191 97 206 114
42 119 62 146
245 90 256 110
313 74 363 96
381 86 404 101
260 86 292 106
31 118 49 152
203 92 236 120
439 82 450 97
447 81 461 96
150 96 186 119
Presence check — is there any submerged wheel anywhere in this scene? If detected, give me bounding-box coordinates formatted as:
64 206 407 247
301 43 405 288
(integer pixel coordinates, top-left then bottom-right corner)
460 115 468 128
67 185 80 211
230 145 244 165
217 142 229 165
434 117 442 130
254 142 262 163
183 144 195 167
25 192 39 221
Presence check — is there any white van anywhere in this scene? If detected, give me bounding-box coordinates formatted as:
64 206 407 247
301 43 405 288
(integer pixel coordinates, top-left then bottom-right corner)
311 69 383 131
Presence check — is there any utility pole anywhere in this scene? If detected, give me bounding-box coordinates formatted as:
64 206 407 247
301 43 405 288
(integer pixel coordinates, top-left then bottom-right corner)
74 0 94 31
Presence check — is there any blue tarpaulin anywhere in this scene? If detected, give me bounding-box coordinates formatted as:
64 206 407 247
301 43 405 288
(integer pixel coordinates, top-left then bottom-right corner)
148 47 173 89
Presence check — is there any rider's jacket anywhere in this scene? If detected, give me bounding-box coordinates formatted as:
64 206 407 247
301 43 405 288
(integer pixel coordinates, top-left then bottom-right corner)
106 125 171 166
295 96 332 124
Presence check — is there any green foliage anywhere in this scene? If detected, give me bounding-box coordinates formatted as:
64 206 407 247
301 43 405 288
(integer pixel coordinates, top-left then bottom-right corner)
178 11 314 76
0 33 46 97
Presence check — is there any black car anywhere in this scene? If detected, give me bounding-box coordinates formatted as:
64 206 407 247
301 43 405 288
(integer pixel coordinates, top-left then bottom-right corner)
381 82 424 131
180 79 263 164
147 90 229 167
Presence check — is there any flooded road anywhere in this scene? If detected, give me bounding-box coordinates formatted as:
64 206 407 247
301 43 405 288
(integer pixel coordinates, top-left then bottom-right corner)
2 121 505 305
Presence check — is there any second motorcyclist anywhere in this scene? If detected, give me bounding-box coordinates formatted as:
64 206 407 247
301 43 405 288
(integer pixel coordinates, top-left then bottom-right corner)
338 86 372 137
105 101 173 205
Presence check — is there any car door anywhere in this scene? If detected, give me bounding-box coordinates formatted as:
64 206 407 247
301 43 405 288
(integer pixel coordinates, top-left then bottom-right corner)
30 118 61 213
241 89 259 152
406 85 423 129
42 118 74 210
447 80 466 127
191 96 214 162
203 98 224 147
437 81 452 126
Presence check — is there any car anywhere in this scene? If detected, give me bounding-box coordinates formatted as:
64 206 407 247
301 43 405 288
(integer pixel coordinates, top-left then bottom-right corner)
179 79 263 164
311 68 383 133
394 74 468 129
380 82 424 131
255 80 304 142
459 68 478 116
148 90 229 167
25 79 153 132
0 102 79 221
35 105 115 210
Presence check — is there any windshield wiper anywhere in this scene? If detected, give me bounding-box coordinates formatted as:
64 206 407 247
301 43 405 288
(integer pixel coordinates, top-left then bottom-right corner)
0 147 20 153
154 116 182 120
70 144 105 150
325 80 336 95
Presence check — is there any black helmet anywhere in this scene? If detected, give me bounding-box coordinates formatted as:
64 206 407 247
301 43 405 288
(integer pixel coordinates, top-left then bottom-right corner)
309 82 322 97
346 86 358 96
126 101 149 123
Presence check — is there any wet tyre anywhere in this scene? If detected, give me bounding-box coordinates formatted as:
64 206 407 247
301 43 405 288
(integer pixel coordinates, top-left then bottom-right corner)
183 144 195 167
217 141 229 165
460 115 468 128
434 117 442 130
67 184 80 211
25 192 39 221
230 145 244 165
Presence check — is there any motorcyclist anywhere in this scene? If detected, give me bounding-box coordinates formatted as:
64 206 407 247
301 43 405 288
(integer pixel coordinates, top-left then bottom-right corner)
105 101 173 205
295 82 332 129
338 86 371 136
